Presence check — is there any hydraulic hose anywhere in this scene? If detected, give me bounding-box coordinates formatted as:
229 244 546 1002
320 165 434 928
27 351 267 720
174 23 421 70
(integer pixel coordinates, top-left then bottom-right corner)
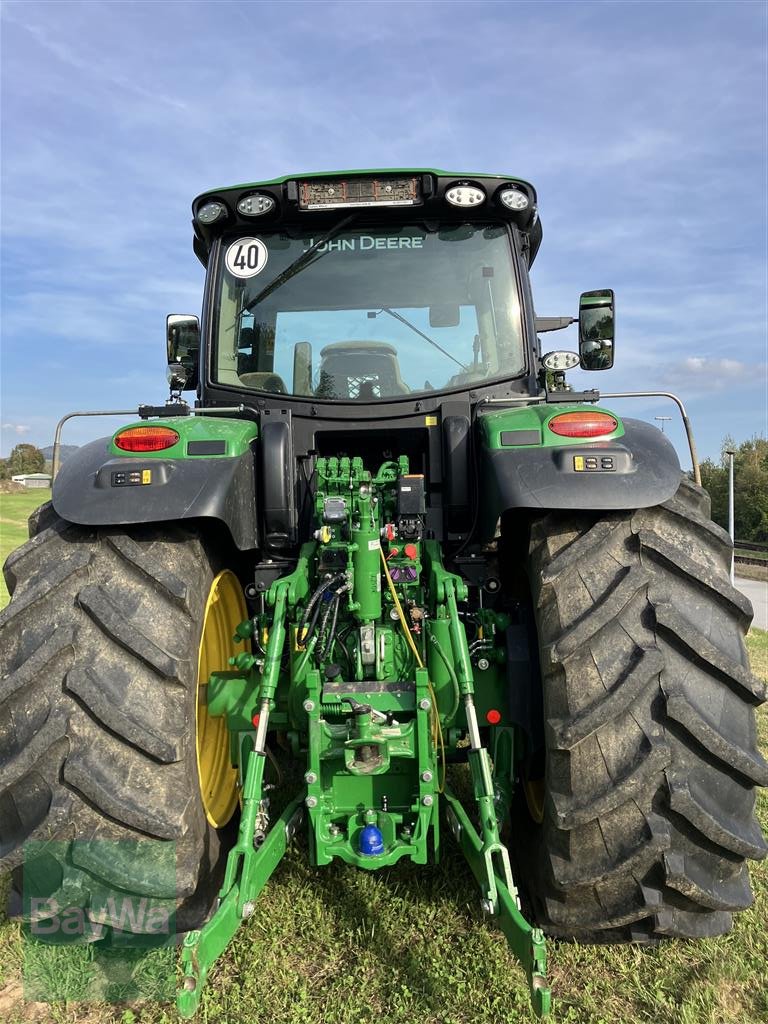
320 587 345 662
379 547 446 791
316 594 336 658
297 572 346 644
427 630 461 723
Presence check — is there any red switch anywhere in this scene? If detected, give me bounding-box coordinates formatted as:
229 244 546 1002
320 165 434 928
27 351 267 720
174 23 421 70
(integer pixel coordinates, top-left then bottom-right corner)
404 544 418 560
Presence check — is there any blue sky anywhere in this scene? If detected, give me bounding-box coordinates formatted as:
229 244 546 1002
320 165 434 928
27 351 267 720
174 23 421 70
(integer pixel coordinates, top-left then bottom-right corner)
1 0 766 468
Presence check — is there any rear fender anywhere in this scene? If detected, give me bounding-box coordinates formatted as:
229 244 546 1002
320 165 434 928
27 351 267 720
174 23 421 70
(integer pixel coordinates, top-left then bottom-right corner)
479 408 680 539
52 417 259 550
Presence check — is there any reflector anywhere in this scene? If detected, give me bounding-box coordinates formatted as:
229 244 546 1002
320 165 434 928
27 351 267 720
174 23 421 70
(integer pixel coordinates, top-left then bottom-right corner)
114 426 180 452
548 411 618 438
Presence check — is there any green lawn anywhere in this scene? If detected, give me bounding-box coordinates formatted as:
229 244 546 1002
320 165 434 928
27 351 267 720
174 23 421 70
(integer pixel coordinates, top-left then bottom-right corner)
0 489 51 606
0 494 766 1023
736 548 768 562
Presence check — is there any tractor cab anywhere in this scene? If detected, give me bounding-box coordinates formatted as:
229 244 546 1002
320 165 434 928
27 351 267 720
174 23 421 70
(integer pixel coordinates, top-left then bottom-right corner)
172 171 544 409
164 172 618 543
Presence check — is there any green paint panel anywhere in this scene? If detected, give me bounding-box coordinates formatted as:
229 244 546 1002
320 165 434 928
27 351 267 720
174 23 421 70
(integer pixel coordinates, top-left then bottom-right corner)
480 403 625 450
108 416 258 459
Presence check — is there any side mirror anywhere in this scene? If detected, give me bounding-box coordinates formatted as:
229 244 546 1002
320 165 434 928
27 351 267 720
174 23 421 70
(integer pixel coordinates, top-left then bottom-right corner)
166 314 200 391
578 290 615 370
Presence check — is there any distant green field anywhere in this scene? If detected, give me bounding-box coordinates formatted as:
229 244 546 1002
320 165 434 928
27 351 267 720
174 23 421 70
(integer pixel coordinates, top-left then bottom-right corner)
0 489 50 607
737 547 768 561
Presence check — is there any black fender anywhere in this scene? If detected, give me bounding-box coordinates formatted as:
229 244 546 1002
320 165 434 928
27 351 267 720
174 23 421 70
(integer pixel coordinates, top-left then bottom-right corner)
480 417 681 538
52 436 259 550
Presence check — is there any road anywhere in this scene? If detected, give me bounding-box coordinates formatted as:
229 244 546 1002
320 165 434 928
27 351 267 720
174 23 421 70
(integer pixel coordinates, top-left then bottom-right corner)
735 575 768 631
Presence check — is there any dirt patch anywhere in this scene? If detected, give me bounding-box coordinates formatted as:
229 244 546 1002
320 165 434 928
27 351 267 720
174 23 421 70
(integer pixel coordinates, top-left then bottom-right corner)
0 978 52 1022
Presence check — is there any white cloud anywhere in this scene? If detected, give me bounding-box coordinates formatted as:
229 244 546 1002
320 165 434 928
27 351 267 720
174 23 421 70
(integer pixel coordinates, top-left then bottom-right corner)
2 423 31 435
682 357 749 377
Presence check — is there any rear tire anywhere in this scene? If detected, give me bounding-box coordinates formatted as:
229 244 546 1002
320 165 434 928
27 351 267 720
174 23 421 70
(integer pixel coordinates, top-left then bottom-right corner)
517 476 767 941
0 508 243 937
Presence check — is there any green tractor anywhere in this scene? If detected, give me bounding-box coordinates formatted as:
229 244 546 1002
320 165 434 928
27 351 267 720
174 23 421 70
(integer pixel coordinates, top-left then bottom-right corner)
1 170 765 1018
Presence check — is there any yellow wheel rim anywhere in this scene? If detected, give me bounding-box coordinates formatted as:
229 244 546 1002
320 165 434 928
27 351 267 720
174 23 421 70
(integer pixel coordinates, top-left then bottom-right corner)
196 570 247 828
523 776 546 825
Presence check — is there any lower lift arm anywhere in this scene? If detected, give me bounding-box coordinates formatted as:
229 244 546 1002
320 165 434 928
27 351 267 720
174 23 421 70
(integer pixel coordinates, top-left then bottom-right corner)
178 574 305 1018
422 545 550 1016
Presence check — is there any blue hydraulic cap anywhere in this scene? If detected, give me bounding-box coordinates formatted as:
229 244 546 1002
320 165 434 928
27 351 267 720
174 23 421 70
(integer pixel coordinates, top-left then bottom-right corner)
359 824 385 856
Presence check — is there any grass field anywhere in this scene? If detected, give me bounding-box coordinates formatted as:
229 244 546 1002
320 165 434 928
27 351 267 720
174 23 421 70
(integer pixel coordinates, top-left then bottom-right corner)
0 490 51 606
736 548 768 562
0 492 766 1023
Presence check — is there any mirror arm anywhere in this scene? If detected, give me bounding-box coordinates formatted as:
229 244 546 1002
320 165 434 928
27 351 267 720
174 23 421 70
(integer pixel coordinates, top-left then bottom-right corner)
535 316 576 333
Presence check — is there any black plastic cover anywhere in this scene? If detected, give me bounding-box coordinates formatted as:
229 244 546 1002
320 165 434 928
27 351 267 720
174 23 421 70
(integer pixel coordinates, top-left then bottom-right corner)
52 436 259 550
442 414 471 532
479 417 681 539
260 417 296 549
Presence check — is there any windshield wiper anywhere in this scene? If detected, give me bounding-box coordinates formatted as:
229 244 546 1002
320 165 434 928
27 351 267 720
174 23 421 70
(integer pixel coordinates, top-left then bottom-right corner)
371 308 467 370
243 213 358 314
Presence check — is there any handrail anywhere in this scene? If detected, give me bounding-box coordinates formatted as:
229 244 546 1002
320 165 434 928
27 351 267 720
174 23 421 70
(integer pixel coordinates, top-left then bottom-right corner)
597 391 701 485
52 410 137 481
51 405 247 480
51 393 701 489
481 389 700 485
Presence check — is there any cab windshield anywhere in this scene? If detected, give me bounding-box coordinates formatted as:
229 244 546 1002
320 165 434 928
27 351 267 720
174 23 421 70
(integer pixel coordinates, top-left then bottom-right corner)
212 223 525 400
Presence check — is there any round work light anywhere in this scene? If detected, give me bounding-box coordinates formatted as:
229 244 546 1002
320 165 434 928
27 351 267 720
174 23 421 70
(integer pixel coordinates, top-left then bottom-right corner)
197 201 227 225
542 351 580 371
237 194 275 217
445 183 486 208
498 187 530 211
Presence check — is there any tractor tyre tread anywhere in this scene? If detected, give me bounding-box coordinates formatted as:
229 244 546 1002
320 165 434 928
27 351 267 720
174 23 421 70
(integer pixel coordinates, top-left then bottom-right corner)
520 474 766 941
0 513 226 933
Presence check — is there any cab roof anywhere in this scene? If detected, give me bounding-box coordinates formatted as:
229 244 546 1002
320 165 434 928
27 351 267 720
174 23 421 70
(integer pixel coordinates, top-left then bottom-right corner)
191 168 542 267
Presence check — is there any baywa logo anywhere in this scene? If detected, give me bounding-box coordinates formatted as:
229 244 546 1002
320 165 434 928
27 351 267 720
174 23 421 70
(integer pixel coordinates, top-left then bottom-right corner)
28 895 172 940
20 840 177 1003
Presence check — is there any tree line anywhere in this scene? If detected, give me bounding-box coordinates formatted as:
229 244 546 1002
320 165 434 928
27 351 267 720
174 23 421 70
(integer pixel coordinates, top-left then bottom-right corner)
699 436 767 544
0 443 46 480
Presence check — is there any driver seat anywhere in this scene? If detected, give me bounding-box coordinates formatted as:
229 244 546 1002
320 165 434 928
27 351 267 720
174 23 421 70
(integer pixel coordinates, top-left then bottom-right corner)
316 341 409 400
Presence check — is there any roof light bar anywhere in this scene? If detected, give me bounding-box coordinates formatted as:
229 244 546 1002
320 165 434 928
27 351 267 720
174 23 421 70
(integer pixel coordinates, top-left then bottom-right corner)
298 176 421 210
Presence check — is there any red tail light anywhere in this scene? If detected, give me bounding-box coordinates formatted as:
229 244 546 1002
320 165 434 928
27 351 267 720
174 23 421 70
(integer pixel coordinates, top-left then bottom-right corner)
114 426 180 452
548 411 618 438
